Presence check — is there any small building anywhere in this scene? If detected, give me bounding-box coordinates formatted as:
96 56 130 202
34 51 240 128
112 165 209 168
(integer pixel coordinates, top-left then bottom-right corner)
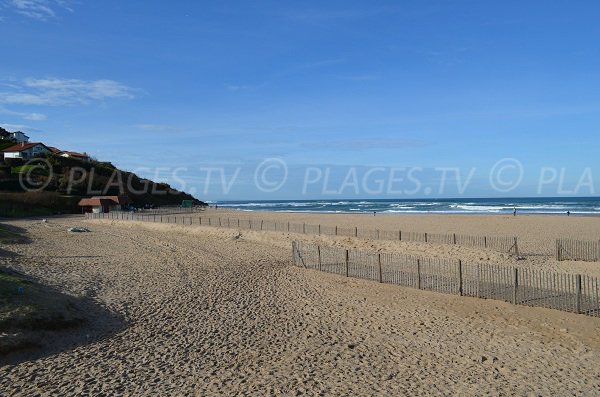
9 131 29 143
60 150 90 161
78 198 115 214
1 142 51 159
0 128 11 140
78 195 132 213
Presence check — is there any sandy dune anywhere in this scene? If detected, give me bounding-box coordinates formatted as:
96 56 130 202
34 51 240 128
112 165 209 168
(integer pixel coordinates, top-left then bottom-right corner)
1 215 599 395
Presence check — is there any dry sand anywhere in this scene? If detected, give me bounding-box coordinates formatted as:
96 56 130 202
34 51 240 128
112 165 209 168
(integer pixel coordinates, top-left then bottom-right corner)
0 214 599 395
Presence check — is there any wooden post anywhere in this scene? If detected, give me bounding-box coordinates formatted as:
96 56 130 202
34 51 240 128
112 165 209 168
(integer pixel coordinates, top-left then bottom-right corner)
576 274 582 313
317 246 322 271
355 227 358 237
292 241 297 266
424 233 428 243
335 226 338 235
238 219 240 228
597 240 600 261
484 236 487 248
378 253 382 283
512 268 518 304
318 224 321 235
219 218 222 227
376 229 380 240
453 233 457 245
345 250 349 277
417 259 421 289
399 230 401 241
287 222 290 232
514 237 520 256
260 220 263 230
458 260 463 296
303 223 306 234
208 218 211 226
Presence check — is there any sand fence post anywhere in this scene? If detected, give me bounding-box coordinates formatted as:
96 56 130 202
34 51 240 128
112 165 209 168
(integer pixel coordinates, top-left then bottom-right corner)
512 268 518 304
335 225 338 235
424 233 428 243
260 220 263 230
303 223 306 234
453 233 457 245
484 236 487 249
292 241 297 266
417 259 421 290
514 237 520 256
378 253 382 283
597 240 600 261
355 227 358 237
345 250 349 277
399 230 401 241
458 260 463 296
576 274 582 313
287 222 290 232
219 218 222 227
317 246 322 271
376 229 380 240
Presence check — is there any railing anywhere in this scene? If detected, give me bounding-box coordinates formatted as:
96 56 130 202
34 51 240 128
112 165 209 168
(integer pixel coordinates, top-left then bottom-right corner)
556 239 600 262
85 212 520 254
292 241 600 317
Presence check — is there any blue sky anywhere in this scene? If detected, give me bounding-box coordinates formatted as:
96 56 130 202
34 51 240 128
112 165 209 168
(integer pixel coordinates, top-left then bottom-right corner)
1 1 599 200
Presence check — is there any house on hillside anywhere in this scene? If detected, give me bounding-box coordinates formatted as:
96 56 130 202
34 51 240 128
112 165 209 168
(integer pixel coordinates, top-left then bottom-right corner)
60 150 90 161
78 195 132 213
1 142 51 159
9 131 29 143
0 128 11 140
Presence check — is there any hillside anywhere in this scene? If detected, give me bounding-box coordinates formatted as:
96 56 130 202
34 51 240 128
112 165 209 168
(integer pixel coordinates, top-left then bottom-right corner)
0 147 205 217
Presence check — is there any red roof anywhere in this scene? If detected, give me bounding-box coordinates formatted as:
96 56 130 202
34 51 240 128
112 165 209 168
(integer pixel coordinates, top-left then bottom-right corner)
62 151 89 158
1 142 49 153
48 146 62 154
78 198 114 207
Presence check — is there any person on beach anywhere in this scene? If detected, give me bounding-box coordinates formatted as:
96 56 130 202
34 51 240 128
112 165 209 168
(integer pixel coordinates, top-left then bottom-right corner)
567 211 570 216
513 207 517 217
373 211 376 216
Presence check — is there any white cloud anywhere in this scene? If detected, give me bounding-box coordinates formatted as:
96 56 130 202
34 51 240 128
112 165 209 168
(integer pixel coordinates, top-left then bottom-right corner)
0 105 47 120
2 0 72 21
0 78 137 106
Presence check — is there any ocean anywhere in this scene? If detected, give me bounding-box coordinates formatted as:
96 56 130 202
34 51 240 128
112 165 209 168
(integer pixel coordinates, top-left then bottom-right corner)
217 197 600 215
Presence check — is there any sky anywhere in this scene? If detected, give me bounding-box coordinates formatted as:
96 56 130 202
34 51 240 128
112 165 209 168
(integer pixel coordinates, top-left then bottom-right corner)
1 0 599 200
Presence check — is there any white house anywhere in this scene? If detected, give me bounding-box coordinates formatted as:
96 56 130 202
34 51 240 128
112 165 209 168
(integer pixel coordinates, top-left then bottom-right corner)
60 150 90 161
1 142 51 159
9 131 29 143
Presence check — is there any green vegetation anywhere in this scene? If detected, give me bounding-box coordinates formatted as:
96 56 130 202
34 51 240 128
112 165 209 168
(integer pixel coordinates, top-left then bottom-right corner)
0 268 86 355
0 141 16 151
10 165 40 175
0 153 205 217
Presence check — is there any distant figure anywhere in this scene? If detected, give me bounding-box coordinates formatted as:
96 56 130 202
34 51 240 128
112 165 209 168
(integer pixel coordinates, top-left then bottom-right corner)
373 211 376 216
215 204 218 210
513 207 517 217
567 211 571 216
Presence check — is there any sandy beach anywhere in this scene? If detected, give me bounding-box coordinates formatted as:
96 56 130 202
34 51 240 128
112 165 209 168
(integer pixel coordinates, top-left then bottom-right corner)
1 213 599 395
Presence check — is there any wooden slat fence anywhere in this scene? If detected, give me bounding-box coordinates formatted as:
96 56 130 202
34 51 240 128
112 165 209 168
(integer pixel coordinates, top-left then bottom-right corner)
292 241 600 317
86 212 519 254
556 239 600 262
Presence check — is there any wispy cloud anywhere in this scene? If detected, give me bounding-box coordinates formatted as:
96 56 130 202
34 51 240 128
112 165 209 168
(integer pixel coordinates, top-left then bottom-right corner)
0 105 46 120
0 78 137 106
1 0 73 21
